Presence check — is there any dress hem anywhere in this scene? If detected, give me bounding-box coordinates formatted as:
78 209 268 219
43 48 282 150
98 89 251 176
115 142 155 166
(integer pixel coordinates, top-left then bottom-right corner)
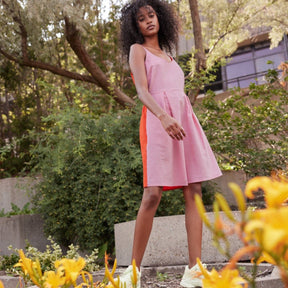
143 171 223 190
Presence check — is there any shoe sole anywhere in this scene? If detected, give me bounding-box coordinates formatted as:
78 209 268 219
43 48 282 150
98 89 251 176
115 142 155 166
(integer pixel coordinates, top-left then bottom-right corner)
180 280 202 288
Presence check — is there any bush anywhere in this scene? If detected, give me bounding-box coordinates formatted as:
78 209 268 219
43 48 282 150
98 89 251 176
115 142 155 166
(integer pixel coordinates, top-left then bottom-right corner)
5 237 99 275
195 77 288 177
0 253 19 272
31 105 142 252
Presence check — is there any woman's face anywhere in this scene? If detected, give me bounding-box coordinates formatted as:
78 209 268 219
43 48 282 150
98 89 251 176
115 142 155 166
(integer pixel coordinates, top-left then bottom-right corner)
136 5 159 38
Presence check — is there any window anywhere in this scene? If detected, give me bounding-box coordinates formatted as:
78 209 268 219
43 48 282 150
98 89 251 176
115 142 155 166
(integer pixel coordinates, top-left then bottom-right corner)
222 38 288 90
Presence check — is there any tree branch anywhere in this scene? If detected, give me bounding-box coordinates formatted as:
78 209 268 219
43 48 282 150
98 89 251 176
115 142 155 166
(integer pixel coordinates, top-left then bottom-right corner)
0 47 100 84
208 4 242 55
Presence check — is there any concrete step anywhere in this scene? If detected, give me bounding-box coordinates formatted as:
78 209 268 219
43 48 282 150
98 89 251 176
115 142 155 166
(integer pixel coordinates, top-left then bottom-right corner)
115 212 247 267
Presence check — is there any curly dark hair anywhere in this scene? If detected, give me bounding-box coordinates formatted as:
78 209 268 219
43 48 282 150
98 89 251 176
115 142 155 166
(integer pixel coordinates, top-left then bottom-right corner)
120 0 179 58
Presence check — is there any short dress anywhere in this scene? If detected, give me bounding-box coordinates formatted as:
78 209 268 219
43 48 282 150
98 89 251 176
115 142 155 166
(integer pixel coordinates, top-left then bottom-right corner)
139 47 222 190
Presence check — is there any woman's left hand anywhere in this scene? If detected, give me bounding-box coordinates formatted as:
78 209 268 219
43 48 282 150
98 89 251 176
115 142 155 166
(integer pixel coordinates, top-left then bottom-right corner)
158 113 186 140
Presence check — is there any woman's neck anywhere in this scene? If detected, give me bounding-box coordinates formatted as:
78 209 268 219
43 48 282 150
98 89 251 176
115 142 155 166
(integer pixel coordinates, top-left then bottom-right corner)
143 36 161 51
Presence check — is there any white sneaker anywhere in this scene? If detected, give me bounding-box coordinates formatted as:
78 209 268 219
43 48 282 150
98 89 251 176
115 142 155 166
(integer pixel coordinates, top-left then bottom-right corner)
113 265 141 288
180 263 206 287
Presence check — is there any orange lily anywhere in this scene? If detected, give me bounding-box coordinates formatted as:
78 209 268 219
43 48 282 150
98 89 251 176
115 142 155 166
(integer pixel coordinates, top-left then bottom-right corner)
14 250 43 286
54 258 86 285
245 176 288 208
245 207 288 254
43 270 66 288
197 258 247 288
131 259 137 287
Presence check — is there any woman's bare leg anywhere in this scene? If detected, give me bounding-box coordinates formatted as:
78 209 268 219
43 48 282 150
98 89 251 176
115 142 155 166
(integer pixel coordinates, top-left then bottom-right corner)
183 182 203 268
131 186 162 268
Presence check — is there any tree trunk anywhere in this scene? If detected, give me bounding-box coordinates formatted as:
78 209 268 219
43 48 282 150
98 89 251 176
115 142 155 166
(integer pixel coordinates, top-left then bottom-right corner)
188 0 207 104
188 0 206 72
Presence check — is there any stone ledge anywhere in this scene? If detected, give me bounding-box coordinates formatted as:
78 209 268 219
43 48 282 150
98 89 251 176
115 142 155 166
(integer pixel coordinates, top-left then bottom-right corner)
115 212 246 267
0 276 25 288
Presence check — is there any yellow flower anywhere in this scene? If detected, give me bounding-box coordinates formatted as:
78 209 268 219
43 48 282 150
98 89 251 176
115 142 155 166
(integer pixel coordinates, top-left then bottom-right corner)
252 252 276 265
197 258 247 288
245 176 288 208
79 271 93 287
244 207 288 253
215 193 236 222
14 249 33 276
195 194 212 228
228 183 246 214
43 270 66 288
55 258 86 285
14 250 43 286
0 281 4 288
214 203 224 232
131 259 137 287
105 259 119 288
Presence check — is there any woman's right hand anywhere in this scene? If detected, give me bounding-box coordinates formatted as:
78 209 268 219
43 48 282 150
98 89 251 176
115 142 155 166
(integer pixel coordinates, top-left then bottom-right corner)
158 113 186 140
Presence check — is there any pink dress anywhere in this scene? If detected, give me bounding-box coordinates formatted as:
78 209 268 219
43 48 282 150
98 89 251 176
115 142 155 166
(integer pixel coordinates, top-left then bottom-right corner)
139 47 222 189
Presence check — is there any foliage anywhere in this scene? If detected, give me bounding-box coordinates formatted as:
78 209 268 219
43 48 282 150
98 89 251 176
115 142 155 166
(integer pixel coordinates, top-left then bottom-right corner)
178 53 219 97
0 203 35 217
195 71 288 177
195 171 288 287
1 0 287 106
0 61 39 178
179 0 288 72
0 253 20 272
0 73 119 178
6 236 99 276
31 104 142 252
156 272 169 282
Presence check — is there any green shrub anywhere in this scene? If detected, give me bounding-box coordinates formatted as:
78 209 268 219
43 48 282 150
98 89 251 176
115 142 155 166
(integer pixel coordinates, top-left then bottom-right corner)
31 105 142 252
0 253 19 272
195 75 288 177
5 237 99 275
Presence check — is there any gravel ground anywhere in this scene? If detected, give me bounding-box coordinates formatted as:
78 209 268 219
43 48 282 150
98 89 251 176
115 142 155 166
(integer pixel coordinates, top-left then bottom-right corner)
140 266 184 288
92 265 186 288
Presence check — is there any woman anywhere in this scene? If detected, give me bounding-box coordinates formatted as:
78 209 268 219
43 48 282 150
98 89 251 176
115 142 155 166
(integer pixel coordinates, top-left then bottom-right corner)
118 1 222 287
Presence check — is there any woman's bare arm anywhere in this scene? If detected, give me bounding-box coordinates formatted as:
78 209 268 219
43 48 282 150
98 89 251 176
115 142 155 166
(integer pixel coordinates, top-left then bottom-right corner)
129 44 185 140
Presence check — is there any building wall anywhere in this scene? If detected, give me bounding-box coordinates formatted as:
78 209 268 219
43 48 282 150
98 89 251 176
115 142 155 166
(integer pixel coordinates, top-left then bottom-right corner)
223 36 288 90
178 33 288 92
